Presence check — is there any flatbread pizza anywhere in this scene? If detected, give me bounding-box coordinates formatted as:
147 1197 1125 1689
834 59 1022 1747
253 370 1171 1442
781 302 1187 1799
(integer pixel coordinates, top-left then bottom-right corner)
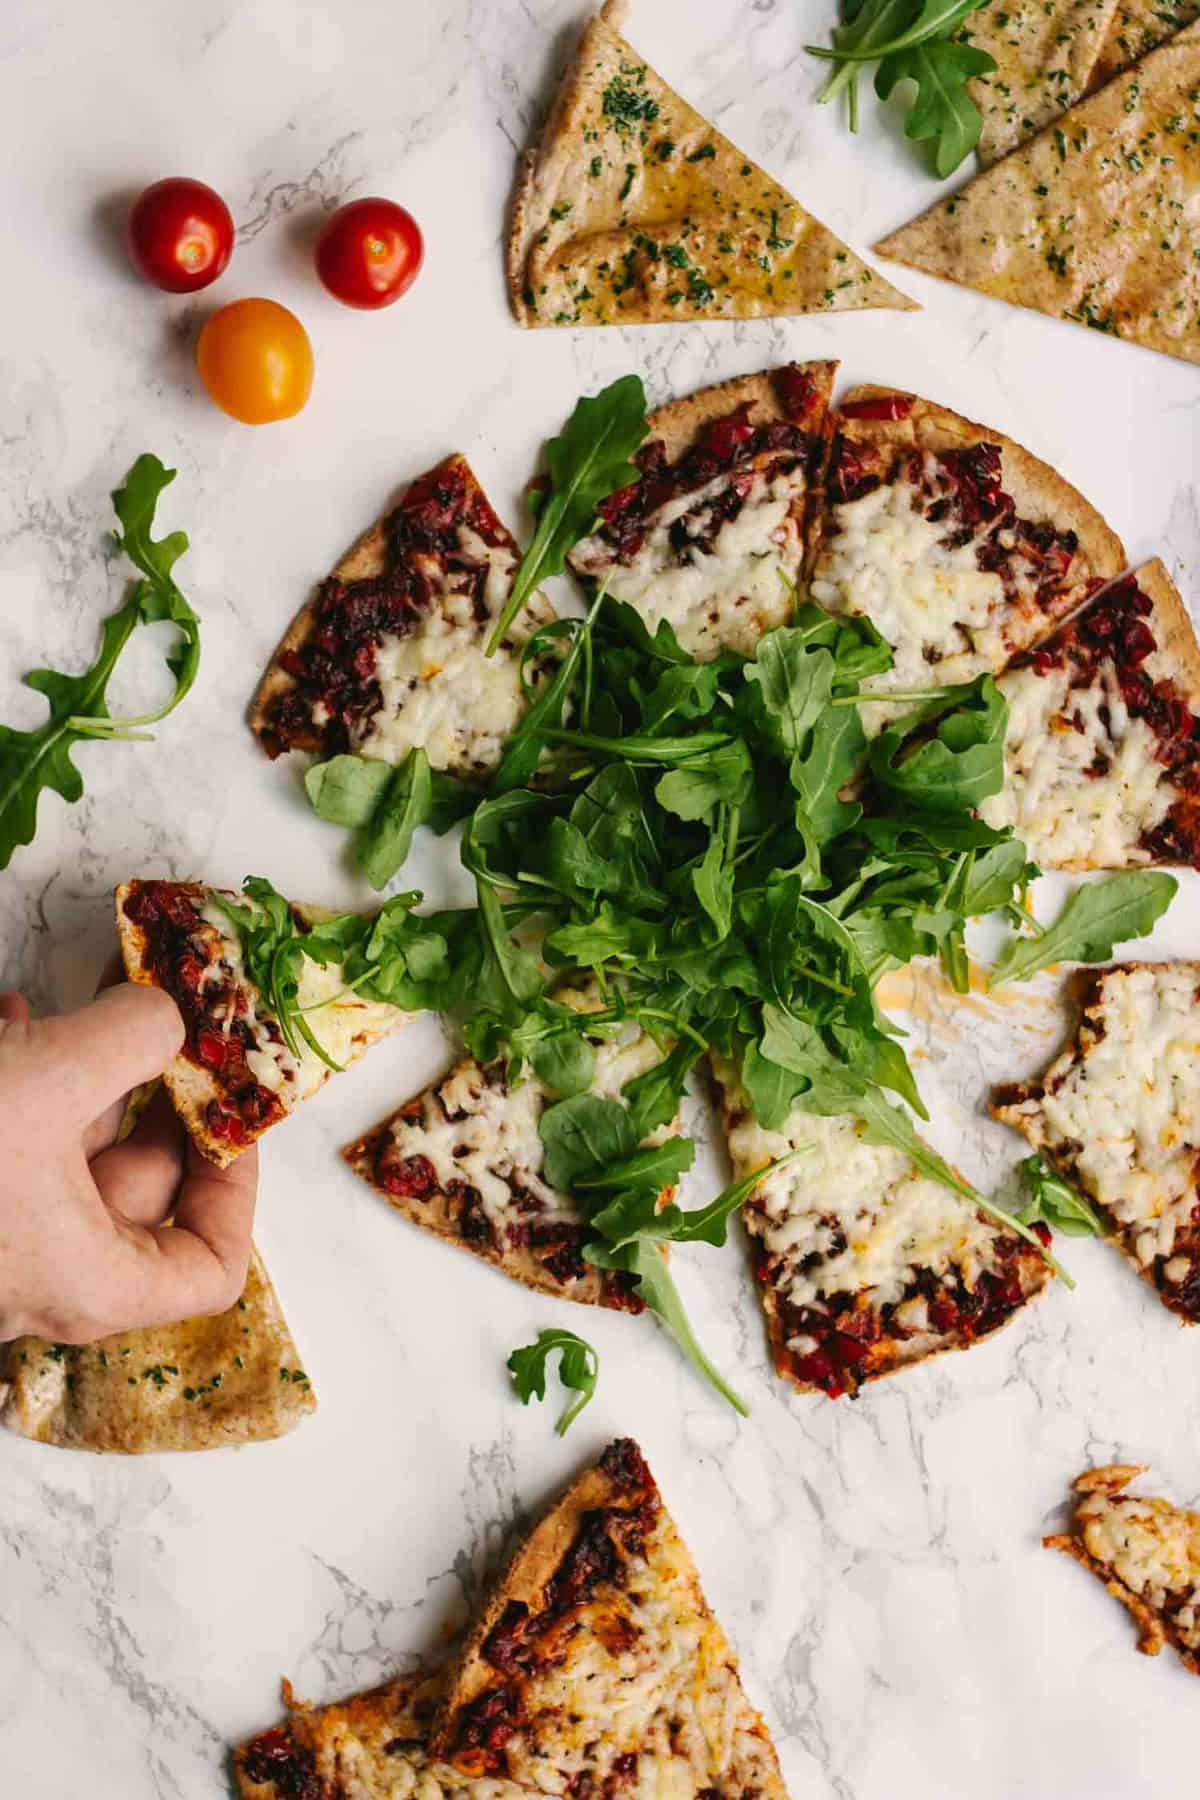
982 561 1200 868
0 1246 314 1454
568 360 835 659
1045 1464 1200 1674
966 0 1122 164
876 23 1200 367
1092 0 1200 84
118 879 410 1166
508 0 914 327
993 962 1200 1322
251 453 556 779
712 1057 1049 1398
430 1438 786 1799
809 386 1124 723
343 984 677 1311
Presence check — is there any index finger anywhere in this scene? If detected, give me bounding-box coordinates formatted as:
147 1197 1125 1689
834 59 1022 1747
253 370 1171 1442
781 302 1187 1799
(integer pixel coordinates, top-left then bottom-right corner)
26 983 184 1127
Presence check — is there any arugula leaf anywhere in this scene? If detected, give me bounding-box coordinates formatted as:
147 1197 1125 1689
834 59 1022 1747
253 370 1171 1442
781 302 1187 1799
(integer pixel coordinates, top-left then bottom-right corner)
621 1040 701 1140
508 1329 599 1435
305 749 438 890
869 676 1008 812
991 872 1177 987
486 376 649 655
875 38 996 177
575 1135 696 1198
1016 1154 1107 1240
585 1235 748 1415
0 454 199 872
305 754 393 826
540 1094 637 1192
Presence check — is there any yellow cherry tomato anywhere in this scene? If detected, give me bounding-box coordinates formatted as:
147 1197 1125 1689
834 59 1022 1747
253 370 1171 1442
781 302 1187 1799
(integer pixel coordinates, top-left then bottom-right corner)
196 298 313 424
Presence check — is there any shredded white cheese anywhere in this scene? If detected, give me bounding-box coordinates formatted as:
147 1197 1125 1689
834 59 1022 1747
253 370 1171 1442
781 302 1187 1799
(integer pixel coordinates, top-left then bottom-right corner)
1077 1483 1200 1653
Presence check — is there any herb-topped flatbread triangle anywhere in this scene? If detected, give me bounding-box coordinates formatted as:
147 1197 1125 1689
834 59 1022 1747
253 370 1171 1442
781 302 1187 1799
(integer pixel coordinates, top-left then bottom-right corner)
342 983 678 1311
0 1246 314 1453
1045 1464 1200 1674
712 1057 1049 1398
251 453 556 778
567 361 834 659
118 878 420 1166
809 386 1124 723
965 0 1122 165
876 23 1200 367
981 561 1200 869
1092 0 1200 85
509 0 915 327
430 1438 786 1799
993 962 1200 1322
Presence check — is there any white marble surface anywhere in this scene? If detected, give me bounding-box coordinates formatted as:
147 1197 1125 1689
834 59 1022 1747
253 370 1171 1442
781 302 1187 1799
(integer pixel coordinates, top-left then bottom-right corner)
3 1 1200 1795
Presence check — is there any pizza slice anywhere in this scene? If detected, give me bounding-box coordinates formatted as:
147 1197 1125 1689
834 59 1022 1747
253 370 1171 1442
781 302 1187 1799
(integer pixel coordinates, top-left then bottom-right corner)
1092 0 1200 86
809 387 1124 723
874 23 1200 368
1045 1464 1200 1674
234 1667 526 1800
251 453 556 778
342 985 675 1310
993 962 1200 1323
508 0 915 327
0 1246 314 1453
712 1057 1049 1398
965 0 1121 164
980 561 1200 869
567 362 834 660
118 879 411 1166
430 1438 786 1799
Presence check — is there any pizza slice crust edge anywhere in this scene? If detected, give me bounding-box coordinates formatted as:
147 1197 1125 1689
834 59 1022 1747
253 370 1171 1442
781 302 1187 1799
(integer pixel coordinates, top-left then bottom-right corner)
234 1670 439 1800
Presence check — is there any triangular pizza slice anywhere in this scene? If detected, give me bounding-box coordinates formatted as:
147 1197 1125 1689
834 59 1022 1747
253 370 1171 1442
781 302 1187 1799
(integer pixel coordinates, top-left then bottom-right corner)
430 1438 787 1798
118 879 411 1166
712 1056 1049 1398
0 1246 314 1453
965 0 1122 164
508 0 914 327
809 386 1124 725
342 984 676 1311
875 23 1200 368
1045 1464 1200 1674
251 453 556 778
980 561 1200 869
567 361 834 660
993 962 1200 1322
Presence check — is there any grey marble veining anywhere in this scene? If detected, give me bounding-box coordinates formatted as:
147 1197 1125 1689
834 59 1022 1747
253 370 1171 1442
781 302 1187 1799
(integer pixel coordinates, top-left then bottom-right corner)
3 0 1200 1794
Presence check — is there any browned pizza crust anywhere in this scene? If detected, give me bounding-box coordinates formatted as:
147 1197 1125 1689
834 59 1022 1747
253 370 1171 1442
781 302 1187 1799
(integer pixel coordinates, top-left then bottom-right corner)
234 1671 457 1800
0 1246 314 1453
832 386 1125 595
1138 558 1200 703
1044 1464 1200 1674
639 361 835 465
507 1 914 326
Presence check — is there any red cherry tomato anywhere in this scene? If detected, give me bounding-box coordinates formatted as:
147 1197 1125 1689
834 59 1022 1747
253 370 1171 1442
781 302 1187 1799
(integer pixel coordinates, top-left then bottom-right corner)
127 178 234 294
315 198 424 309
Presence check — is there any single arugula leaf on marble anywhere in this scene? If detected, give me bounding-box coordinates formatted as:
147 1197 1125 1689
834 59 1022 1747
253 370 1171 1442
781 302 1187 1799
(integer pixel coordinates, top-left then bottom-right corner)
508 1328 599 1435
0 454 199 871
991 872 1177 987
485 374 649 655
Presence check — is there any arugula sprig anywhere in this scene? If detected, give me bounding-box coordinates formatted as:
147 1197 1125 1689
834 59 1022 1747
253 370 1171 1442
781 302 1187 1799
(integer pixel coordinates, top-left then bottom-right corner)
0 455 200 871
508 1329 599 1435
990 872 1177 987
807 0 995 176
1016 1154 1107 1240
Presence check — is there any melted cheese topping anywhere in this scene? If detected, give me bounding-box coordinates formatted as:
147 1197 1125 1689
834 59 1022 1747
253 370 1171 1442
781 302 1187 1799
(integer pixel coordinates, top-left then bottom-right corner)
1077 1485 1200 1652
810 473 1008 723
721 1082 1002 1321
292 1716 526 1800
353 527 545 775
572 462 804 660
493 1510 783 1800
383 1001 670 1243
200 899 402 1110
982 656 1172 864
1031 964 1200 1273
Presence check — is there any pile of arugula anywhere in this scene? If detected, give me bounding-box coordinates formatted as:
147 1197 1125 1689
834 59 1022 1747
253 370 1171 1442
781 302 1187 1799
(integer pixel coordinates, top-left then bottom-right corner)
808 0 996 177
0 455 200 872
292 372 1175 1426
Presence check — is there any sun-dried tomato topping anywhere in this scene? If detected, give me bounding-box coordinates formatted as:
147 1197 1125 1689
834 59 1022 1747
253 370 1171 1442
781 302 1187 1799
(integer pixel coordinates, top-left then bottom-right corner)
122 882 284 1143
452 1685 524 1765
375 1147 439 1200
840 393 914 422
599 1436 654 1492
774 363 820 422
238 1728 324 1799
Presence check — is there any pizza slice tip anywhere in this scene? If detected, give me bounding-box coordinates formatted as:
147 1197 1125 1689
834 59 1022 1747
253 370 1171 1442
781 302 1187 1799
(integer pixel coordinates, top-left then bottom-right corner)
509 0 915 327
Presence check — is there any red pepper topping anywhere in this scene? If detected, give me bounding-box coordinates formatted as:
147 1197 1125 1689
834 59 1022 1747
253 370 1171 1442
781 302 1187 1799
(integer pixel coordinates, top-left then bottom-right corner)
840 393 914 422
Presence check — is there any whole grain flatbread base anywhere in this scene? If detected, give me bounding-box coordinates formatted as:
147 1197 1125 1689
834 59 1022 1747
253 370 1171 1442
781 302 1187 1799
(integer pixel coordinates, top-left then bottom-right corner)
0 1246 314 1453
876 22 1200 367
1092 0 1200 85
509 0 914 326
966 0 1122 164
